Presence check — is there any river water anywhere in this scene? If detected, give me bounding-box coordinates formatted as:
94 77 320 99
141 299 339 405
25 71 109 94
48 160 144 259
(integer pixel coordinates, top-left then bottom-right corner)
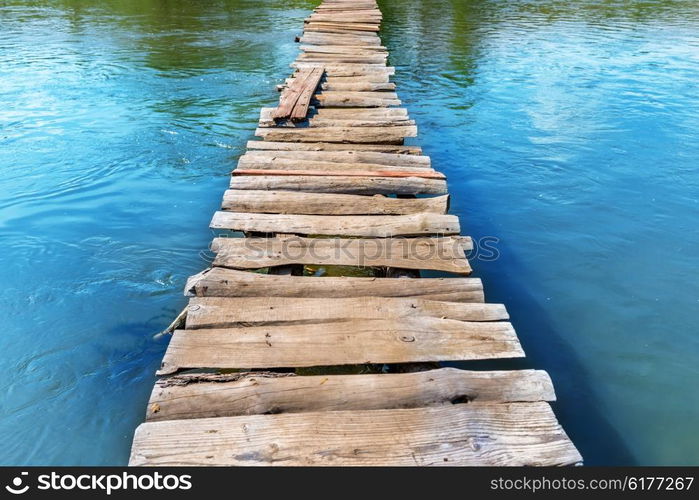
1 0 697 465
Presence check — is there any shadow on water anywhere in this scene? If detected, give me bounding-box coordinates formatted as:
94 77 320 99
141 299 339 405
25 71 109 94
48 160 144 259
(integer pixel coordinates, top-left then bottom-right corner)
448 243 637 465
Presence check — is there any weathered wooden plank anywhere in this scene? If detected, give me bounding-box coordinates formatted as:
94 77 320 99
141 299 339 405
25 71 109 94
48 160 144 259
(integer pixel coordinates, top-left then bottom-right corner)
322 74 391 84
316 91 398 100
298 54 387 65
320 81 395 91
229 174 445 195
313 92 401 107
307 15 382 23
305 22 380 33
300 45 387 54
298 34 382 47
237 156 429 173
272 67 317 120
260 116 412 128
130 403 581 466
146 368 554 421
211 236 472 274
313 106 408 118
184 296 507 329
260 107 412 127
246 141 422 154
255 126 416 144
160 320 519 373
221 191 447 215
210 211 457 237
232 169 442 179
240 148 429 167
292 62 395 77
306 18 382 26
185 267 484 302
313 7 380 13
290 67 324 122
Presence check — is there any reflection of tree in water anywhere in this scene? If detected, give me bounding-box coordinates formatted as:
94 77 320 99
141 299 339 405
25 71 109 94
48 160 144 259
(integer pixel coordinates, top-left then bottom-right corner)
18 0 318 73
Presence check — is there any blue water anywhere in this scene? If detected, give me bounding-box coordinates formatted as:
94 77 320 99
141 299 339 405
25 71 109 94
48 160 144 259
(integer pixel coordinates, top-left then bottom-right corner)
1 0 698 465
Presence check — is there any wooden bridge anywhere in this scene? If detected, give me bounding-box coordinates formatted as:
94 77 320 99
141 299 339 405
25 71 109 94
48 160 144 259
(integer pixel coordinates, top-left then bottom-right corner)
129 0 582 466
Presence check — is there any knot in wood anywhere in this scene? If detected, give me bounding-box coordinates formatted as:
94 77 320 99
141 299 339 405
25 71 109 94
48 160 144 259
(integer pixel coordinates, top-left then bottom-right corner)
399 335 416 343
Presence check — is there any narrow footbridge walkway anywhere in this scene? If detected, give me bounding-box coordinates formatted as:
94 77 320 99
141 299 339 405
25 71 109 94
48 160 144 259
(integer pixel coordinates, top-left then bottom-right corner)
129 0 582 466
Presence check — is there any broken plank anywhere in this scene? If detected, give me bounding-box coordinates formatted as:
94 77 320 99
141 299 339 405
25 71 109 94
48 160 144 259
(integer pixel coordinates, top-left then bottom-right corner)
130 403 581 466
211 235 472 273
221 191 447 215
185 267 484 302
290 67 324 122
145 368 554 421
272 67 317 120
210 211 458 237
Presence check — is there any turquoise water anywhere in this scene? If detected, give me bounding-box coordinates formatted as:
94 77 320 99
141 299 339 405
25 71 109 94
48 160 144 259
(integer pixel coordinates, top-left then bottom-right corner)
1 0 698 465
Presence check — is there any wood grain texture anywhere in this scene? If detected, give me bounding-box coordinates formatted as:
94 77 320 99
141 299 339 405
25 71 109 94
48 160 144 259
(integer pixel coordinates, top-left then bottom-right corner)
304 22 380 33
229 174 446 195
130 403 581 466
298 54 387 65
320 81 395 91
146 368 555 421
298 34 382 47
259 107 412 128
221 191 448 215
210 211 458 237
246 141 422 154
183 296 507 329
290 67 324 121
313 92 400 107
161 318 520 372
231 168 441 179
185 267 485 302
255 126 416 144
210 235 472 273
300 45 388 54
240 148 430 167
291 62 395 77
272 67 319 120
